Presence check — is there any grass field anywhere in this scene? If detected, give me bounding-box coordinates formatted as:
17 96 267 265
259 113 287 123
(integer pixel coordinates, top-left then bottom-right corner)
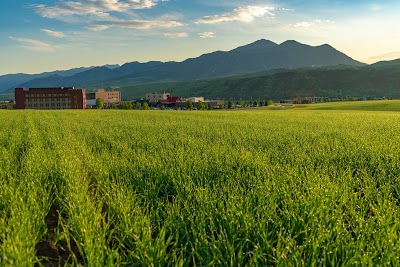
1 103 400 266
299 99 400 111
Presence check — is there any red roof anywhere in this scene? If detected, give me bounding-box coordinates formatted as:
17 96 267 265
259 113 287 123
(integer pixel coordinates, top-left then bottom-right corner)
160 96 180 103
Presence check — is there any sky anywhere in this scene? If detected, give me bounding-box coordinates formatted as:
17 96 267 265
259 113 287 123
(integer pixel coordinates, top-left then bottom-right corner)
1 0 400 75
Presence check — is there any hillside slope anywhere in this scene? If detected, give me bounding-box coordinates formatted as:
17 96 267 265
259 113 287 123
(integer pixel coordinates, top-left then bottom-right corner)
11 39 364 90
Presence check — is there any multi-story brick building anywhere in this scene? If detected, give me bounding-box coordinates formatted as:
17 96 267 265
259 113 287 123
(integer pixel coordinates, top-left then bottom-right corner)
86 89 121 104
15 87 86 109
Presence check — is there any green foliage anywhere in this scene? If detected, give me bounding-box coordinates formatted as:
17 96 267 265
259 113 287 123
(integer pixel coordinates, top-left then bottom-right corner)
161 105 166 110
301 100 400 111
0 102 14 109
96 98 104 109
2 105 400 265
267 100 274 106
119 102 126 109
109 103 116 109
120 101 133 110
135 102 142 110
142 102 150 110
186 101 193 110
228 100 234 109
196 101 205 110
114 64 400 101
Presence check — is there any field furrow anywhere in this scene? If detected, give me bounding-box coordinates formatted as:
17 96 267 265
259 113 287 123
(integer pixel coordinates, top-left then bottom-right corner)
1 108 400 266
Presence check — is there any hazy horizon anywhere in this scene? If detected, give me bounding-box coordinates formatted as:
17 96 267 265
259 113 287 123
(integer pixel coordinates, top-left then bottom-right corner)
1 0 400 75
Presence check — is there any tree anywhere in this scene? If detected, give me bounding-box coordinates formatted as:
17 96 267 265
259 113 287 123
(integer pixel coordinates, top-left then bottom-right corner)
196 101 205 110
142 102 150 110
109 103 116 109
186 100 193 110
267 100 274 106
135 102 142 110
96 98 104 109
259 100 264 107
119 102 132 110
228 101 234 109
253 100 258 107
161 105 166 110
126 102 133 110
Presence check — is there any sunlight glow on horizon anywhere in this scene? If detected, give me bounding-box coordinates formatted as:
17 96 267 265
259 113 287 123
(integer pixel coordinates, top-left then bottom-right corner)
1 0 400 74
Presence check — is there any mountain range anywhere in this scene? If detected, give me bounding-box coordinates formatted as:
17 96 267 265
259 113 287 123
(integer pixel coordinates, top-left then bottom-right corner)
111 61 400 101
1 40 364 95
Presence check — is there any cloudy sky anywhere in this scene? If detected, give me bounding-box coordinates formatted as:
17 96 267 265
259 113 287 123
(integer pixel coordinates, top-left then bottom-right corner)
1 0 400 75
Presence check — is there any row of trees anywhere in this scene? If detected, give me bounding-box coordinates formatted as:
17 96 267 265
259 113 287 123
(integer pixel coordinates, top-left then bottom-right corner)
96 99 150 110
0 101 14 110
227 100 274 109
95 99 274 110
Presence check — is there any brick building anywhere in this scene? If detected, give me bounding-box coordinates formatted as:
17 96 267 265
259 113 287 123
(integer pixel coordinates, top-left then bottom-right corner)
86 89 121 104
15 87 86 109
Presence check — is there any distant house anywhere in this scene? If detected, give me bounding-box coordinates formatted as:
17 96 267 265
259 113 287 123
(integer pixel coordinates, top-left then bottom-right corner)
160 96 181 105
146 92 171 103
86 89 121 104
204 100 225 108
187 97 204 103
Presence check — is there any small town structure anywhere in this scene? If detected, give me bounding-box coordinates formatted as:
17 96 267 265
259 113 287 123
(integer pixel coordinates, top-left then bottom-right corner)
15 87 86 109
187 97 204 103
146 92 171 103
86 89 121 104
281 97 327 104
160 96 182 106
204 100 225 108
145 91 224 109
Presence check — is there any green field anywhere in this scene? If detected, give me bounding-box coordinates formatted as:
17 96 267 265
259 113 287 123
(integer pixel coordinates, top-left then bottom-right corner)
2 104 400 266
300 100 400 111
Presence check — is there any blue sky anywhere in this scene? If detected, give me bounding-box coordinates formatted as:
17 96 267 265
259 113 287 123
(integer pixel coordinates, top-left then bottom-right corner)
1 0 400 75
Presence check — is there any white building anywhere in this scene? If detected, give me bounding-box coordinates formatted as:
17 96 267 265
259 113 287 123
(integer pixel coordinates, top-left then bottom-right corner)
187 97 204 103
146 92 171 103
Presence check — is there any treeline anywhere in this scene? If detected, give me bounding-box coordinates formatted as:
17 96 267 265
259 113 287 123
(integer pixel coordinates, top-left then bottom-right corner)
117 65 400 101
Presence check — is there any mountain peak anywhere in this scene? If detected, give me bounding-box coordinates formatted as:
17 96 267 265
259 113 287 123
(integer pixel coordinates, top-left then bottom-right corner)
231 39 278 52
250 39 278 47
279 40 305 47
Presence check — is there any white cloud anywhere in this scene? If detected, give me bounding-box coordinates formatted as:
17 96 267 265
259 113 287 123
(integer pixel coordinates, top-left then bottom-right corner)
85 25 111 31
163 32 189 38
293 20 334 28
85 19 182 31
34 0 180 31
197 6 275 24
110 19 183 29
369 51 400 61
9 37 55 52
40 29 65 38
199 32 215 38
35 0 159 19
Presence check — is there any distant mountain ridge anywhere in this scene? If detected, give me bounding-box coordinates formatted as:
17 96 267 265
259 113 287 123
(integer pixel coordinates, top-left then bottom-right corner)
2 39 364 92
0 65 120 92
113 63 400 101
